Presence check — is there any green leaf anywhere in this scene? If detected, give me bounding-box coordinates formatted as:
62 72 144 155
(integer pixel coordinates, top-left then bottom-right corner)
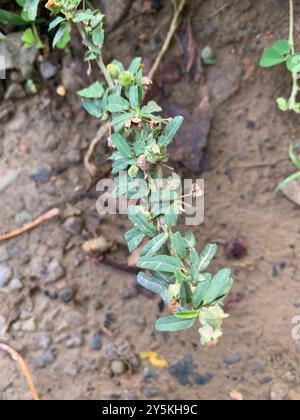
49 16 66 31
260 40 290 68
92 24 104 47
53 23 71 49
106 94 130 113
111 132 132 159
137 272 169 304
155 316 195 332
199 244 218 272
175 310 199 320
277 97 288 111
127 206 157 238
138 255 182 273
182 232 196 249
287 54 300 73
128 57 142 74
77 81 104 99
0 9 27 25
82 99 102 118
158 116 184 146
129 85 139 109
124 228 145 253
192 273 212 309
112 112 134 127
170 232 186 259
190 248 200 282
142 101 162 115
23 0 40 21
73 10 95 22
112 157 135 174
203 269 233 305
289 144 300 170
275 171 300 193
22 28 36 48
140 233 169 258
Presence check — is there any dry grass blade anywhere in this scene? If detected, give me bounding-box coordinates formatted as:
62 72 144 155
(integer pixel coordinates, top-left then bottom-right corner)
0 343 40 401
148 0 187 80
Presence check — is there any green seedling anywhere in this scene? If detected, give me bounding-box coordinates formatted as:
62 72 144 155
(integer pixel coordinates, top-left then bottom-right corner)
45 0 234 347
260 0 300 113
276 143 300 192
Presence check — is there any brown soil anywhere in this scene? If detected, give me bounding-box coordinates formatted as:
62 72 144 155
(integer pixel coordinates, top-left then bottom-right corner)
1 0 300 401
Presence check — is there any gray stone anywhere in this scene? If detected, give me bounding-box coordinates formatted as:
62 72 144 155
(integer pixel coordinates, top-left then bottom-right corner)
63 217 83 235
194 372 214 386
110 359 127 376
66 334 84 349
37 334 52 350
5 83 25 100
59 287 75 303
46 260 66 284
37 349 55 369
90 333 102 351
0 264 13 287
65 149 82 165
143 367 157 380
0 32 38 72
260 376 273 385
223 354 241 365
9 112 27 132
33 167 51 184
39 61 58 80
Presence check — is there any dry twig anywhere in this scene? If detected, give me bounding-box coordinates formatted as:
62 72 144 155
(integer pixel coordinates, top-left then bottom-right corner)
0 208 60 242
0 343 39 401
84 123 111 176
148 0 187 80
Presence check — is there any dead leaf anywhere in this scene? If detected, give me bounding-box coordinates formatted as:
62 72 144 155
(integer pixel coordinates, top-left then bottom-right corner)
82 236 113 255
140 352 168 368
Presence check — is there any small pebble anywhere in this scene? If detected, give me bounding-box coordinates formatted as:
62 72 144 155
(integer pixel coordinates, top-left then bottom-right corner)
37 334 52 350
21 317 36 332
39 61 58 80
9 278 23 290
66 334 84 349
226 238 247 259
224 354 241 365
65 149 82 165
33 167 51 184
63 217 83 235
246 120 256 130
143 367 157 381
0 264 13 287
272 261 287 277
46 260 66 284
110 359 127 376
90 333 102 351
5 83 25 100
194 372 214 386
59 287 75 303
260 376 273 385
37 349 55 369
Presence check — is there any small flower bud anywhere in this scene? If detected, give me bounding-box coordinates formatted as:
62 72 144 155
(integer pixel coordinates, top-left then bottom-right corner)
107 63 120 79
120 71 134 88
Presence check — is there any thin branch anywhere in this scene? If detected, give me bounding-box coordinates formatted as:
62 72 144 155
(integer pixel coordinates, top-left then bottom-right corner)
0 343 39 401
148 0 187 81
0 208 60 242
84 122 111 176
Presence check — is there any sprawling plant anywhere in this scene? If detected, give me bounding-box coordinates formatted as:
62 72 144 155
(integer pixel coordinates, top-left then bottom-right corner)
260 0 300 112
45 0 233 346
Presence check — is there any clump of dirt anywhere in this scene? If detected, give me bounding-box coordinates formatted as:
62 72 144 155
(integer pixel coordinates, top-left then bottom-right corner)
1 0 300 401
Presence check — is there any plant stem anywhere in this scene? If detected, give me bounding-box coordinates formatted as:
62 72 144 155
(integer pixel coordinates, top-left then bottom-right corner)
97 54 115 90
288 0 299 110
